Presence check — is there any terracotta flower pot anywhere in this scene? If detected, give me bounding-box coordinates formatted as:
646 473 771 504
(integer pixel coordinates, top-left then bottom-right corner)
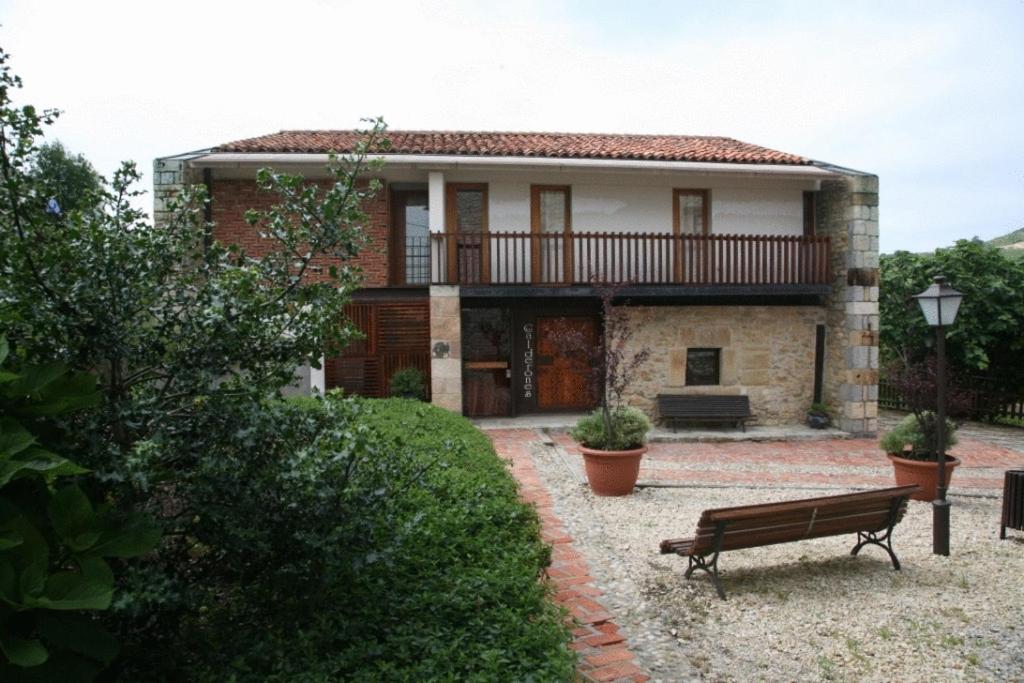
578 445 647 496
887 452 961 501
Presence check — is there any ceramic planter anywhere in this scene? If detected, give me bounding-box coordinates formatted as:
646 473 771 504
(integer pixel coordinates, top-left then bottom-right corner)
887 451 961 501
807 414 830 429
578 445 648 496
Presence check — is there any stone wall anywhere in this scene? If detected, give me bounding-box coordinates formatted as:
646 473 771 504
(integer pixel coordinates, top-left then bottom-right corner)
152 156 199 228
429 285 462 412
817 172 880 435
620 306 827 425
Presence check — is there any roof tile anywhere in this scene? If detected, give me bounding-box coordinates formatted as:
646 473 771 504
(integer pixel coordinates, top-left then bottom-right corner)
215 130 809 165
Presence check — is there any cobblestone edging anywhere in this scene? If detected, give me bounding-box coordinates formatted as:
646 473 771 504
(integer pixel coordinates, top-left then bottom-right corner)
490 429 650 683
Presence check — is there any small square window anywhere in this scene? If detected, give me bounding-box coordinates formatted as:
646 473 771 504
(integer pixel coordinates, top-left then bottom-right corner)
686 348 720 386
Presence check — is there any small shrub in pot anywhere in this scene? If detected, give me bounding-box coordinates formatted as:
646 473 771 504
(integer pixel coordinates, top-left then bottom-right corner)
389 367 426 400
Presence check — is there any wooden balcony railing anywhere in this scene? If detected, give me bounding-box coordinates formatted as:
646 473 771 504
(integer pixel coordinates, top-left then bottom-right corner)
428 232 831 286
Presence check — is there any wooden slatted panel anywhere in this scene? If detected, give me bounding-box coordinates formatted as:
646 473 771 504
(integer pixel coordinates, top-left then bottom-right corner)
326 298 430 399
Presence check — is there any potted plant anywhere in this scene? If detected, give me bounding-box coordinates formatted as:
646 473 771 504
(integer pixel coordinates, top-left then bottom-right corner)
880 359 971 501
881 412 960 501
389 367 426 400
806 402 831 429
571 407 652 496
554 284 652 496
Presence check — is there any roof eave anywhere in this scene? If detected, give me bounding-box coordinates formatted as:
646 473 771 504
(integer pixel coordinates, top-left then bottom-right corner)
188 152 840 178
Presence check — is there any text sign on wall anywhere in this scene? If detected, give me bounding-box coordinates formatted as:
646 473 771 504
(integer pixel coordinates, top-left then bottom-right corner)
522 322 535 399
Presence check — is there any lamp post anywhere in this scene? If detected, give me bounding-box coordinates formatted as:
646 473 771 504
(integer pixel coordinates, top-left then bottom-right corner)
913 275 963 556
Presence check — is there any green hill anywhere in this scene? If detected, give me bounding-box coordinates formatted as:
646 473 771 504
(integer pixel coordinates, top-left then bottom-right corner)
988 227 1024 249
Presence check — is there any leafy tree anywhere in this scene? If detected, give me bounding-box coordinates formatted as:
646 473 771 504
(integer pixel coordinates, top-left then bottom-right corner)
0 337 159 680
0 42 388 672
553 283 652 449
880 239 1024 391
0 43 387 468
28 141 102 215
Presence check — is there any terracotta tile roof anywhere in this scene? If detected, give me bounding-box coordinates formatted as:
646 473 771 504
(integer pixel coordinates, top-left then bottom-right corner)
215 130 810 166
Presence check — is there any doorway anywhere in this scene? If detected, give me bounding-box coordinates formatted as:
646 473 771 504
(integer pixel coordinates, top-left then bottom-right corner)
390 189 430 286
535 316 599 411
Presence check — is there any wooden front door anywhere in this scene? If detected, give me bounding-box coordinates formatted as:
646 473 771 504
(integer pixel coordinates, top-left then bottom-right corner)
536 316 599 410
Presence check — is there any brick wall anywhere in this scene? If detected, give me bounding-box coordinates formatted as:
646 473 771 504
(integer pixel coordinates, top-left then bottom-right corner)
209 178 391 287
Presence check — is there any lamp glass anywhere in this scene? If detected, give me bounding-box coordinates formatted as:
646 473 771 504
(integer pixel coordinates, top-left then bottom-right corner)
917 295 939 326
939 294 962 326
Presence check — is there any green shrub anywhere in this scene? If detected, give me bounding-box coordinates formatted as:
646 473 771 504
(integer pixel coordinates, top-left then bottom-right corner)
570 407 651 450
118 396 573 681
0 338 159 681
388 367 426 400
880 412 958 460
808 402 831 417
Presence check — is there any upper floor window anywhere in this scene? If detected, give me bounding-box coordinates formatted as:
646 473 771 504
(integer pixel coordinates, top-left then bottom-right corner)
673 189 709 236
390 189 429 285
531 185 571 283
446 183 489 283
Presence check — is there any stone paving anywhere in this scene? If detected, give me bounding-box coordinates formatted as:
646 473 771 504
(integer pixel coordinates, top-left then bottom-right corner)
489 416 1023 682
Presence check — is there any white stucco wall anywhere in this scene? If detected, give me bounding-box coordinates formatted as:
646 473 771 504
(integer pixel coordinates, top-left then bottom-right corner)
446 170 809 236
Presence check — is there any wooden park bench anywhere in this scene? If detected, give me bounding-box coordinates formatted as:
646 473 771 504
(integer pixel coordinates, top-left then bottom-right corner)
659 485 920 599
657 394 754 432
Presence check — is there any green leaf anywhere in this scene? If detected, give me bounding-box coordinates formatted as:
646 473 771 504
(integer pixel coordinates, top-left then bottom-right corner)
47 486 95 549
0 636 48 668
10 518 49 600
86 517 160 558
0 448 87 488
0 558 16 604
5 363 65 399
16 372 100 417
34 571 112 611
0 418 35 459
0 336 8 366
0 529 23 550
36 612 119 665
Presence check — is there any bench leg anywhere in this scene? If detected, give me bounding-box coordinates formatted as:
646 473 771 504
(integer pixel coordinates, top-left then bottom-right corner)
850 527 901 571
685 553 727 600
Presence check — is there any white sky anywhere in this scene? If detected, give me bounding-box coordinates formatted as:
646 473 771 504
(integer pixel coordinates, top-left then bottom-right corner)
2 0 1022 252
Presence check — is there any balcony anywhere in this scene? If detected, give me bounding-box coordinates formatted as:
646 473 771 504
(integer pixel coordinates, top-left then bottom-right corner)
426 232 831 289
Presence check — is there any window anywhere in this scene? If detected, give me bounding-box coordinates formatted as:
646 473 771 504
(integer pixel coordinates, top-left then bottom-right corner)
686 348 720 385
673 189 709 236
531 185 571 282
803 191 816 236
445 183 489 283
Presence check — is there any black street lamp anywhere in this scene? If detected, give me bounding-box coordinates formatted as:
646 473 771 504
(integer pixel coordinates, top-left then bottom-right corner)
913 275 963 556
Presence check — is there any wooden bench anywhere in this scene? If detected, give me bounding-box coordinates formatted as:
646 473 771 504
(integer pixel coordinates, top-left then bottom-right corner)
659 485 920 599
657 394 754 432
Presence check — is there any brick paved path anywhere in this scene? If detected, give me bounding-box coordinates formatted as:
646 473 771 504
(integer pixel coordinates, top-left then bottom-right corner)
490 429 650 683
492 424 1023 681
548 432 1024 493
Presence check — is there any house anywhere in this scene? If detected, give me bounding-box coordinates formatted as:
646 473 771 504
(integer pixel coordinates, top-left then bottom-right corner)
154 131 879 435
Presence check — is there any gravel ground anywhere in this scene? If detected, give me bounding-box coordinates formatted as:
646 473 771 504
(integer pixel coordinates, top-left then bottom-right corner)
529 441 1024 682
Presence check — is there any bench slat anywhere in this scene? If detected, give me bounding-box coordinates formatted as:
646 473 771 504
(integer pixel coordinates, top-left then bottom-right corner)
671 487 916 556
705 486 918 522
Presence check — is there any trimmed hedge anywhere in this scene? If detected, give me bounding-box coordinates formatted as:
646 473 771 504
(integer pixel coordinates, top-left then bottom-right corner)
323 398 575 680
132 396 574 681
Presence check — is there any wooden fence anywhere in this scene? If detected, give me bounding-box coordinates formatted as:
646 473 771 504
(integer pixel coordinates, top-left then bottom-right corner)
879 376 1024 422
